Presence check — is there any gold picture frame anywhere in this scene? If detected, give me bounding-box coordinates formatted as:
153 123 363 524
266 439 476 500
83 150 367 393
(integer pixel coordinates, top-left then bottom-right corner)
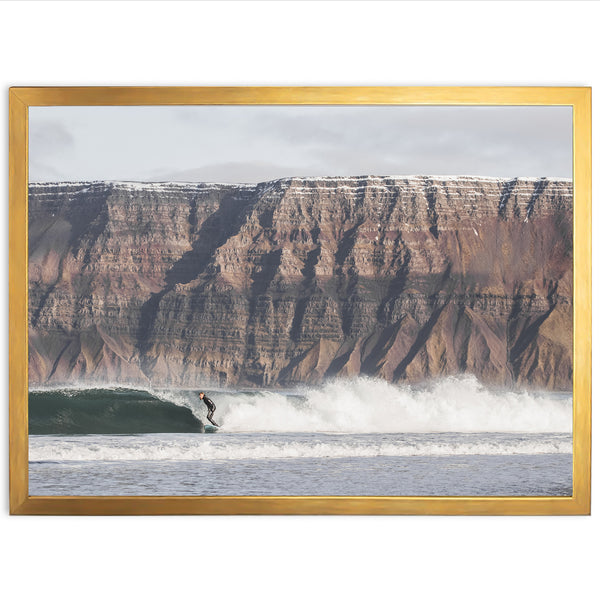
9 86 591 515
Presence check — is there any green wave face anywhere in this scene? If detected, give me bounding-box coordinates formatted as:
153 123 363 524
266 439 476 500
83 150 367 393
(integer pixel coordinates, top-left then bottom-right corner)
29 388 204 434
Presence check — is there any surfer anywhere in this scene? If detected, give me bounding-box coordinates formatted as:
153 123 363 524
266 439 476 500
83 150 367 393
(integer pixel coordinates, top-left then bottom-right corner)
199 392 219 427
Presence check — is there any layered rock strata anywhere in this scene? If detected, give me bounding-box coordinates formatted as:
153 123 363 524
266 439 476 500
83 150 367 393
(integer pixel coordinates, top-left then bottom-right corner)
28 176 573 390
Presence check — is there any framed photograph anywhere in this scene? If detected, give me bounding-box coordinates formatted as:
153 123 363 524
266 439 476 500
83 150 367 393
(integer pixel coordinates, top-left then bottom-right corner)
9 86 591 515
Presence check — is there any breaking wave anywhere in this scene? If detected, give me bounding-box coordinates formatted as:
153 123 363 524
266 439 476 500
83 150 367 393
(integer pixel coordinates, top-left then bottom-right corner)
29 375 572 435
29 387 204 434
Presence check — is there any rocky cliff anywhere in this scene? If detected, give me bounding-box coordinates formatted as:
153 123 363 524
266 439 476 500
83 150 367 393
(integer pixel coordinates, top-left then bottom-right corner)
28 176 573 390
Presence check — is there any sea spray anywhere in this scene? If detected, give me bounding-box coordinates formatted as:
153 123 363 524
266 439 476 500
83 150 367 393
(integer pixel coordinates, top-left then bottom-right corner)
216 376 572 433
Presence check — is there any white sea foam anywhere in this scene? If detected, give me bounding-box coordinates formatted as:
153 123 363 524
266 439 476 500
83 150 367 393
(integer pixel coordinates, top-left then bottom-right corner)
29 431 572 462
213 376 572 434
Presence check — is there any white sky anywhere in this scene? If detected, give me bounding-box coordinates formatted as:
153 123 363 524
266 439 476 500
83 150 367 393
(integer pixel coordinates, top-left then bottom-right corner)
29 105 573 183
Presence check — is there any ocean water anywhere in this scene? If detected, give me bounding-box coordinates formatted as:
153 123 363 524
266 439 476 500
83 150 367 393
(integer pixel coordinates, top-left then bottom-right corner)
28 376 573 496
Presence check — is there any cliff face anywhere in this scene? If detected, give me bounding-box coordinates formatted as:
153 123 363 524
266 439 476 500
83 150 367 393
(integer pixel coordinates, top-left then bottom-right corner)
28 176 573 390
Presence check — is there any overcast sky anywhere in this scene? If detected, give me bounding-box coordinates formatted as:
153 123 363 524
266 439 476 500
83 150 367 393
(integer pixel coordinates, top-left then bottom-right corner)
29 105 572 183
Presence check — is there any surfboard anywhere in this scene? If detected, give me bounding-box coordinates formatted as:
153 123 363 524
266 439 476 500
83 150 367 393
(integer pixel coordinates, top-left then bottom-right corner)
204 424 219 433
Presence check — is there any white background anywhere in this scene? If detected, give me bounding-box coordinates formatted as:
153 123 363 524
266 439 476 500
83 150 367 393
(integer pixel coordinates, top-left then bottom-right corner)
1 2 597 599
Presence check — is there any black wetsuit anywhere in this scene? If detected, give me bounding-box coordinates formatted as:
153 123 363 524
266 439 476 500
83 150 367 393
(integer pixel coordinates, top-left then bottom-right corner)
202 395 219 427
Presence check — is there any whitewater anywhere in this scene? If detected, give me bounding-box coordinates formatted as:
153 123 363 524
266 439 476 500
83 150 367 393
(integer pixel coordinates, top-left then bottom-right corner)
212 376 572 434
28 376 573 496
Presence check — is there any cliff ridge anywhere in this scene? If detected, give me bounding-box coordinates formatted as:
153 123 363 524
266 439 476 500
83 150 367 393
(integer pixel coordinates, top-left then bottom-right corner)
28 175 573 390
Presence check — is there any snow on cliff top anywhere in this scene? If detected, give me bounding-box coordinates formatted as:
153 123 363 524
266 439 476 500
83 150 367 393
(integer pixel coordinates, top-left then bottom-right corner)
29 174 573 189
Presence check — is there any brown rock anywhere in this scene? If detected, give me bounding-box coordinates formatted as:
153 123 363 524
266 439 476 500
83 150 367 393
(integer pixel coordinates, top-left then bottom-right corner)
28 176 573 390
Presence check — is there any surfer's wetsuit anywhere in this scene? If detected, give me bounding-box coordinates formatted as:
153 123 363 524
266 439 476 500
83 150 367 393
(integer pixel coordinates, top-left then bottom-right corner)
202 394 219 427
